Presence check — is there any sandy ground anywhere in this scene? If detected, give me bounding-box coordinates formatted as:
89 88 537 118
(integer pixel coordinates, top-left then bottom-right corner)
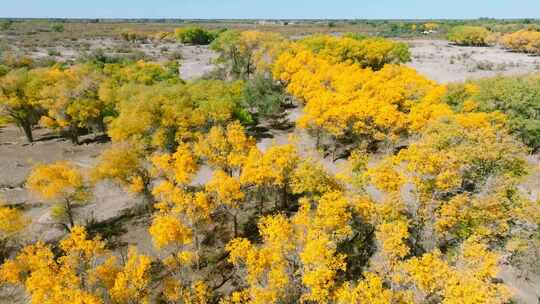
4 36 218 83
407 39 540 83
179 45 218 80
22 36 540 84
10 37 218 82
0 126 139 243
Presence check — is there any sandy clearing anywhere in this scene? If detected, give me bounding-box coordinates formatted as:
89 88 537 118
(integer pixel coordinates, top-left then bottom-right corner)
407 39 540 83
179 45 218 80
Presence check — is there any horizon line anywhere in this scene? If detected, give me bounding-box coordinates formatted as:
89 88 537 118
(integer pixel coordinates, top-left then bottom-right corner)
1 17 538 21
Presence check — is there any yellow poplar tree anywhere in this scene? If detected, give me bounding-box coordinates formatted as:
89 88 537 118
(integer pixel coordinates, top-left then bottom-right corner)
91 143 154 206
38 64 104 144
26 161 90 231
0 68 43 142
0 203 29 260
206 170 245 237
194 121 256 174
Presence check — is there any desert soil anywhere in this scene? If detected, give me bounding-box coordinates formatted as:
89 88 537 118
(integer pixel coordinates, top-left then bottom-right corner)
407 39 540 83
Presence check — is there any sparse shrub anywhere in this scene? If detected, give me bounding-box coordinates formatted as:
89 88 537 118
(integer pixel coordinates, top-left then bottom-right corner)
0 21 12 31
342 32 367 40
474 60 495 71
79 48 119 66
113 43 133 54
168 50 183 61
79 43 91 51
33 56 58 68
47 49 61 57
125 50 148 62
0 65 8 77
50 23 64 33
2 53 34 68
448 26 492 46
120 30 148 43
152 31 175 42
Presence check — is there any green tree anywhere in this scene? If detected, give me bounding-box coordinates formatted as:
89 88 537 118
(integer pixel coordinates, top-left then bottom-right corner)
444 75 540 151
243 74 285 121
175 26 218 45
448 26 492 46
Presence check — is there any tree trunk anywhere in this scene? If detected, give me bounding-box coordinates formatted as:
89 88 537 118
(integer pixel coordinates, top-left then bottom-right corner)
258 191 264 215
98 118 107 134
142 185 155 211
21 121 33 143
316 129 321 150
65 199 75 231
281 184 288 210
194 233 201 270
69 125 79 145
232 212 238 238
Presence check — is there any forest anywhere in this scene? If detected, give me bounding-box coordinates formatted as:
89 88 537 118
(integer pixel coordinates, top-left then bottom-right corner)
0 19 539 304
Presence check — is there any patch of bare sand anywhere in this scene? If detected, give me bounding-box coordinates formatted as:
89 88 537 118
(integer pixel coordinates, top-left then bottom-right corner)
179 45 218 80
407 39 540 83
0 125 140 242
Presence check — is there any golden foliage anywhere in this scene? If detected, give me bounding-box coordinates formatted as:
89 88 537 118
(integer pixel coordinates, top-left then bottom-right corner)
448 26 492 46
290 158 342 197
240 143 299 187
399 239 512 304
0 204 28 241
194 121 255 172
206 170 245 208
273 46 449 144
336 272 412 304
27 161 87 202
91 143 151 194
0 227 109 304
299 35 410 70
226 214 294 304
151 144 199 185
501 29 540 55
109 246 153 303
0 68 43 142
149 214 193 249
2 32 538 304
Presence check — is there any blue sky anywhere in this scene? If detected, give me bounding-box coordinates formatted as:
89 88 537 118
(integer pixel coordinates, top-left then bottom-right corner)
2 0 540 19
